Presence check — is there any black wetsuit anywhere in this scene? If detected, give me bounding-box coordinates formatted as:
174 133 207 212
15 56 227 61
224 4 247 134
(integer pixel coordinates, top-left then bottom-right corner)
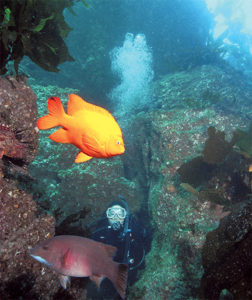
87 214 146 299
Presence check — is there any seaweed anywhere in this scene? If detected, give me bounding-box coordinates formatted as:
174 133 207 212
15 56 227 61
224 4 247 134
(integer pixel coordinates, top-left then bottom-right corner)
202 126 233 164
178 126 252 208
0 0 89 76
199 188 231 206
232 124 252 158
177 156 215 187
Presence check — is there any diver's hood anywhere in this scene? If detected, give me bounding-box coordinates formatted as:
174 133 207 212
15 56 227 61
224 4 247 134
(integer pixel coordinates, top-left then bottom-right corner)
108 198 128 210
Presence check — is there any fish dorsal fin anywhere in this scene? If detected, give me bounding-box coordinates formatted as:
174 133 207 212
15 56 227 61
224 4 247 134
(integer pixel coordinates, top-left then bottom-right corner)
90 274 105 288
67 94 91 115
102 243 117 259
75 151 93 163
67 94 114 119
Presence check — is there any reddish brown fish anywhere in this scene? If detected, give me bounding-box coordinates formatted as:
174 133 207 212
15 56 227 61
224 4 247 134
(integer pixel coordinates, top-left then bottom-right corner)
30 235 128 299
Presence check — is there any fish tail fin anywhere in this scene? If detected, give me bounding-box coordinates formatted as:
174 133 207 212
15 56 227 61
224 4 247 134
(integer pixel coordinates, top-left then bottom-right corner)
112 263 128 299
37 97 66 130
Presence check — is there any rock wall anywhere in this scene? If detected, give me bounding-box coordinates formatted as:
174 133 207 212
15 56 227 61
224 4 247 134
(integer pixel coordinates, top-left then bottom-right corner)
0 77 82 299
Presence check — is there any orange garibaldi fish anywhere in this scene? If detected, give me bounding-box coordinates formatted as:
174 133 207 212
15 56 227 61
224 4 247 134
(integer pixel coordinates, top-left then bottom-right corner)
30 235 128 299
37 94 125 163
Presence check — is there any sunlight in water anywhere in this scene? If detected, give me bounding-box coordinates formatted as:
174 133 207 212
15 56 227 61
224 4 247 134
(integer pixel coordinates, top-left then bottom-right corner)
205 0 252 37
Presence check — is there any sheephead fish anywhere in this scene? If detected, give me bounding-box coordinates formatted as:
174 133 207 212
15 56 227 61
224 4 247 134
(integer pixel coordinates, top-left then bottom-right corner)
30 235 128 299
37 94 125 163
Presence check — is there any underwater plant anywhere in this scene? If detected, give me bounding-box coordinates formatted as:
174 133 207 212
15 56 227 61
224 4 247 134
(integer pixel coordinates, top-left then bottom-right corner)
202 126 233 164
178 126 252 207
232 124 252 158
0 0 89 76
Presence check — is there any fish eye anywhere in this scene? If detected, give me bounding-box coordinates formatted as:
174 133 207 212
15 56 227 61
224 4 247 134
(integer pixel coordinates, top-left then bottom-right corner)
42 245 49 250
116 141 120 145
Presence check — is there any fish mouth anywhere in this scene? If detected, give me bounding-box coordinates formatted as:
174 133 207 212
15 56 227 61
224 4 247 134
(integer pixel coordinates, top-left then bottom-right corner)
30 254 52 267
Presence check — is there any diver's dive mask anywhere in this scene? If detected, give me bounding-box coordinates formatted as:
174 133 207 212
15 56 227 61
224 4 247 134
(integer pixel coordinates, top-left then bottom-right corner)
106 205 127 230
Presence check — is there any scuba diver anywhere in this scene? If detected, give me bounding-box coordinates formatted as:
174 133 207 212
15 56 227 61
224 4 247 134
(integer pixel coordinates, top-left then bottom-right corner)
87 195 147 299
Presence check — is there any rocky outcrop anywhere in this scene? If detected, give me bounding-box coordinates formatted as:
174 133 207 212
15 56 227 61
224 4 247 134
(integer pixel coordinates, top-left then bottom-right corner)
127 65 252 299
199 202 252 300
0 77 62 299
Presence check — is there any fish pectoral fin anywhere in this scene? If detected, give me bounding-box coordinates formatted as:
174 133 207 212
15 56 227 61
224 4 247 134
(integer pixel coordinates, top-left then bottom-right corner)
82 135 103 155
61 248 71 268
90 274 104 288
49 128 70 143
75 151 93 163
59 274 71 289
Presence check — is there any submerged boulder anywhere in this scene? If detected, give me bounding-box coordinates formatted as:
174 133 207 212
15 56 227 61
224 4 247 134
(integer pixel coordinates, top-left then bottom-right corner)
199 201 252 299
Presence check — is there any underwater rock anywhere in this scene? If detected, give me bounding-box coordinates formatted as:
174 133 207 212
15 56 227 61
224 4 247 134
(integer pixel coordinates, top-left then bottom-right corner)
0 76 38 166
0 176 56 299
0 76 88 299
0 178 86 299
156 64 252 117
0 124 26 160
48 157 141 231
127 72 251 299
0 76 53 298
199 201 252 300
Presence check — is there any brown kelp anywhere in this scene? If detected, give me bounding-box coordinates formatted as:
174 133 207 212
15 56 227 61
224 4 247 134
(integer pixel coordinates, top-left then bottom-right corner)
178 125 252 206
0 0 89 76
